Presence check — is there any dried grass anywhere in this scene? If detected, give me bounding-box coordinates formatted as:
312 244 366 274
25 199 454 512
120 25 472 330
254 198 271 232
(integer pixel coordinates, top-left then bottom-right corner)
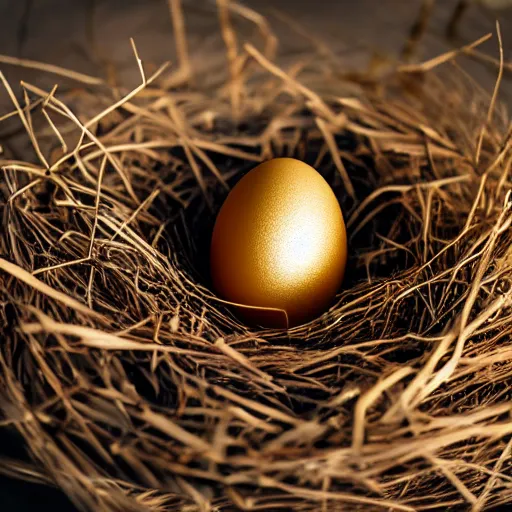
1 2 512 511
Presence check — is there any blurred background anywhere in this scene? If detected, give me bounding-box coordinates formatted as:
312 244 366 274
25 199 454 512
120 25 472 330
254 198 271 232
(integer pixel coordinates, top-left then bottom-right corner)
1 0 512 510
1 0 512 97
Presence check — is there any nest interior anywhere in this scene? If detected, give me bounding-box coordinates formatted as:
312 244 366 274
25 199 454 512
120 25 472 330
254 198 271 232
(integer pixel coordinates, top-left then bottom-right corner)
1 3 512 511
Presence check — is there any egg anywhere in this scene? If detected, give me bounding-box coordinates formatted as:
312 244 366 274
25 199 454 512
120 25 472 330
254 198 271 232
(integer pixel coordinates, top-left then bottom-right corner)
210 157 347 328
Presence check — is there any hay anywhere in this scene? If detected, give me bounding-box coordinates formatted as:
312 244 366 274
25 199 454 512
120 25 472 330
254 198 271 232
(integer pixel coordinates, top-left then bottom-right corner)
1 2 512 511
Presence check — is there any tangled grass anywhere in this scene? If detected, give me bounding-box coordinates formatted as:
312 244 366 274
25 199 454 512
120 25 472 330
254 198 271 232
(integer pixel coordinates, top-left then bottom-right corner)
1 2 512 511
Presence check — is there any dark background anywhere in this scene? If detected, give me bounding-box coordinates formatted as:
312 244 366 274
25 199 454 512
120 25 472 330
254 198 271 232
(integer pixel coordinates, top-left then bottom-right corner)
1 0 512 510
1 0 512 99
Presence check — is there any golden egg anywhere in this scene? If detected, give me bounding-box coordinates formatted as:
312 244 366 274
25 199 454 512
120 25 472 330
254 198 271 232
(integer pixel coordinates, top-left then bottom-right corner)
210 157 347 328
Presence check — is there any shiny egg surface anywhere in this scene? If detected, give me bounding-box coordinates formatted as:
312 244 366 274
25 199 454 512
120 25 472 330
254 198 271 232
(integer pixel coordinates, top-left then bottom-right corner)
210 158 347 328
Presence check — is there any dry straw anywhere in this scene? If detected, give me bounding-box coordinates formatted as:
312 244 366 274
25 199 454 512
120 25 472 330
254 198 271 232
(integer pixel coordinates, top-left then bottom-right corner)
1 2 512 511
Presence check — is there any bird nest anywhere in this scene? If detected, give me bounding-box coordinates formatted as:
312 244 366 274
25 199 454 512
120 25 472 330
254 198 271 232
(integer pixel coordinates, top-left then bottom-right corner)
1 3 512 511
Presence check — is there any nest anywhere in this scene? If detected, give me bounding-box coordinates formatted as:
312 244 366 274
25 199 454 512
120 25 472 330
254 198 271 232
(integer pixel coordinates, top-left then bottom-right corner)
1 2 512 511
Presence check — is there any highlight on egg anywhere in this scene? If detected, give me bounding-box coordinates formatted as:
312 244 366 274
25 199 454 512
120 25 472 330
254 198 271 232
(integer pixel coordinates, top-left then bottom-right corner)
210 157 347 328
